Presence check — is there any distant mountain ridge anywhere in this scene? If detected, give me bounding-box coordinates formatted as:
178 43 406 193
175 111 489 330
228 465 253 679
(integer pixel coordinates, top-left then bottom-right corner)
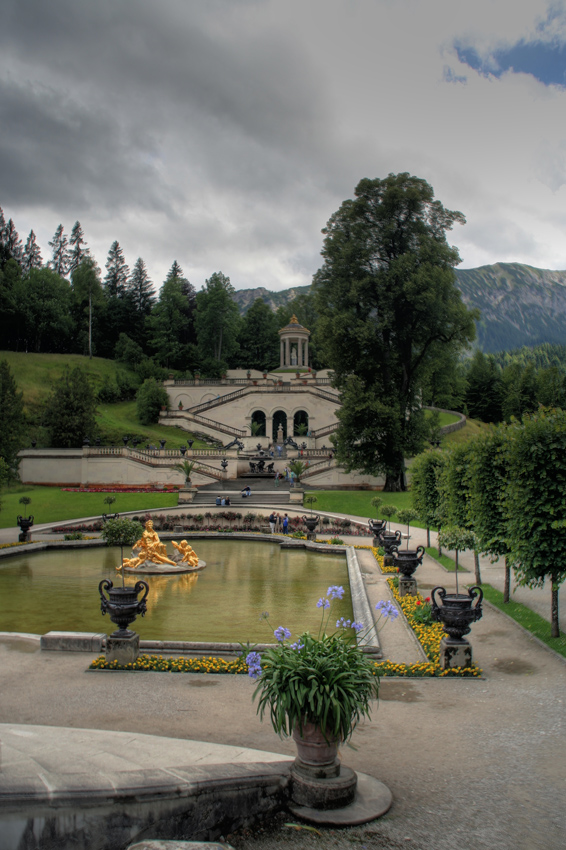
232 262 566 353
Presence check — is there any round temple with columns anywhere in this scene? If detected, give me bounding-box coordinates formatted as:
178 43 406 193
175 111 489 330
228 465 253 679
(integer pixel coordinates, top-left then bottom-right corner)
279 315 310 368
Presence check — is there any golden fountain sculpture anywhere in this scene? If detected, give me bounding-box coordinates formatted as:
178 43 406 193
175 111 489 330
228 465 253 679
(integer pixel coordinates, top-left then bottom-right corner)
121 520 205 574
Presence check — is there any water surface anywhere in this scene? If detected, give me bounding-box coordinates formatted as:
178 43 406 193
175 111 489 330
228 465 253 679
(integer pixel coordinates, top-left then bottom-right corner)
0 540 352 642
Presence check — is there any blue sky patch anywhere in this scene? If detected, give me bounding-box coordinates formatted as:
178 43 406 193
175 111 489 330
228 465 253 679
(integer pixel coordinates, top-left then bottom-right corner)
456 40 566 87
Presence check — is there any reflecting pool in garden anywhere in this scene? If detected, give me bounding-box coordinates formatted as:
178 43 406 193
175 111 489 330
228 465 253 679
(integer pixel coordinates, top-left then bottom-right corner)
0 540 353 642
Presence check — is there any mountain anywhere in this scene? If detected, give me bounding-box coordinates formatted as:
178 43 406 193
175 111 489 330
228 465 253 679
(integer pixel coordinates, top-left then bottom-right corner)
232 263 566 353
455 263 566 353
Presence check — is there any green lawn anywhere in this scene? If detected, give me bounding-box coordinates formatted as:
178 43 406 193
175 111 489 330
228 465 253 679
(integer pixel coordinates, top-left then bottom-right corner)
0 484 179 529
425 546 467 572
481 584 566 657
311 490 424 526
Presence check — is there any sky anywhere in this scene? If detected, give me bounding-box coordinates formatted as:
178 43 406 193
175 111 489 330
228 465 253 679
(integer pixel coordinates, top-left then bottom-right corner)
1 0 566 295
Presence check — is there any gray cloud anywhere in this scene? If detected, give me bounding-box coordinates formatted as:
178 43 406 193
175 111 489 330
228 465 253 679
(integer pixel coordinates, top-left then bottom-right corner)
2 0 566 291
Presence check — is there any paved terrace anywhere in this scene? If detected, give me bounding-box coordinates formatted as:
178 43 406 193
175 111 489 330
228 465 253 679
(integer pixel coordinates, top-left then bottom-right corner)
0 508 565 849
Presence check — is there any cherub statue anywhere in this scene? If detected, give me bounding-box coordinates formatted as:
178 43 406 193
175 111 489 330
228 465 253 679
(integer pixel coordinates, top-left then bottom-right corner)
171 539 200 566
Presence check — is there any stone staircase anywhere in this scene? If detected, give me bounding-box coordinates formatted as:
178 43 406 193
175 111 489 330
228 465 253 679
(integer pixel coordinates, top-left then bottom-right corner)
191 489 292 508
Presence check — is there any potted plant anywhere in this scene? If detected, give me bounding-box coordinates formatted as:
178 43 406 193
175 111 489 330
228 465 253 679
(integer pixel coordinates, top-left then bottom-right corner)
247 587 396 811
172 459 201 484
178 401 184 410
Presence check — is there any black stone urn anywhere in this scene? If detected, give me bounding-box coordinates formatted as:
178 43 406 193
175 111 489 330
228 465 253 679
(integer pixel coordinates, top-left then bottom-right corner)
368 518 386 537
430 585 483 643
391 545 425 578
180 445 187 456
99 579 149 637
17 515 34 542
302 514 319 533
378 528 402 555
159 439 167 449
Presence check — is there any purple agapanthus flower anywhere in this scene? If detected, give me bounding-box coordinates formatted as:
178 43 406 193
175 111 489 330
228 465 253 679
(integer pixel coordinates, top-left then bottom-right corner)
375 600 399 619
290 640 305 651
246 651 262 679
274 626 292 641
336 617 352 629
352 621 364 633
327 585 345 599
317 597 330 609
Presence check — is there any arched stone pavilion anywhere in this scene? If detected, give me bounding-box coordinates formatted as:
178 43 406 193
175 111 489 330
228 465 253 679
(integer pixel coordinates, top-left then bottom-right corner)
279 315 310 368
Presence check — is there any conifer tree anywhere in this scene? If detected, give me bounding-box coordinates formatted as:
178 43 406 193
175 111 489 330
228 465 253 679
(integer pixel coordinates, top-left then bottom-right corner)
22 230 43 275
68 221 90 272
128 257 155 315
0 207 6 241
48 224 70 276
4 219 23 263
104 240 129 297
0 360 26 477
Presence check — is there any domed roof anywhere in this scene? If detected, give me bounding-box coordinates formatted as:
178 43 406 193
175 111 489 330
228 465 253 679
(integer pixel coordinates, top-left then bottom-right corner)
278 314 310 335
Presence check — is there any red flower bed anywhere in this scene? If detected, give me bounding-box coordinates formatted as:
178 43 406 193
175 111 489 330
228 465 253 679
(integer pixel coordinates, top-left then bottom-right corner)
61 486 180 493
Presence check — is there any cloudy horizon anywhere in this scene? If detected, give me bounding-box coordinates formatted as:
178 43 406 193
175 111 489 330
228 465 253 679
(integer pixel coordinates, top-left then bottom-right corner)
2 0 566 294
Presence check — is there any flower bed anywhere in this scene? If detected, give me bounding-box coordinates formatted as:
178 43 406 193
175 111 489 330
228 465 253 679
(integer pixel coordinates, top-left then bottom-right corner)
62 486 180 493
0 541 40 550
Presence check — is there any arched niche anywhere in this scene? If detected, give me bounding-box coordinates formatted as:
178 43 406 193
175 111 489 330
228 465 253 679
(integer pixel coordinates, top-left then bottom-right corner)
293 410 309 437
251 410 266 437
272 409 287 442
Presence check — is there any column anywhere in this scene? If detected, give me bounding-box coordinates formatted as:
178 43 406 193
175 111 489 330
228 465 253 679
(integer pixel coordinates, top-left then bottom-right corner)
285 338 290 367
280 340 285 368
304 338 309 367
286 415 294 439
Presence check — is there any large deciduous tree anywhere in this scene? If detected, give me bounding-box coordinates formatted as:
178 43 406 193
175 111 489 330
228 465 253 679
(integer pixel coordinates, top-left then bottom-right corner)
43 367 98 448
313 173 477 490
236 298 279 370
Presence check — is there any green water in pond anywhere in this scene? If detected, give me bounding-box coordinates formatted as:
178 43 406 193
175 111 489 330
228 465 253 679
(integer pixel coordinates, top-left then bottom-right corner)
0 540 353 642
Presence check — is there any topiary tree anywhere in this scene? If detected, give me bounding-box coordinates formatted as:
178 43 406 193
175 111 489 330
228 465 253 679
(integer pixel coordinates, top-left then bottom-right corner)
397 508 419 550
468 427 512 601
101 517 144 588
380 504 397 531
505 408 566 637
438 443 482 585
136 378 169 426
410 449 447 550
370 495 383 517
438 525 476 593
304 494 318 516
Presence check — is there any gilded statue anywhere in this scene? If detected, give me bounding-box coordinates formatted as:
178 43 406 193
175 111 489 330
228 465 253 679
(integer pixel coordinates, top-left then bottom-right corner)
128 519 176 567
171 539 200 566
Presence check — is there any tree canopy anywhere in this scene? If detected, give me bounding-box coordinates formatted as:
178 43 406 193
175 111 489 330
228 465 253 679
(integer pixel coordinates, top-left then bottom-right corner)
0 360 26 477
313 173 477 489
43 367 98 447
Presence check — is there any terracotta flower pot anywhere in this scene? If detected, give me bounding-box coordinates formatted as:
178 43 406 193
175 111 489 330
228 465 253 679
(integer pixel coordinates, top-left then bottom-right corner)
292 721 339 767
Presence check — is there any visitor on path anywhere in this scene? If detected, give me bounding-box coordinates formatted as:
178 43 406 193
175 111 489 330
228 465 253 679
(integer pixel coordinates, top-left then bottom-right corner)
289 470 295 488
241 486 251 498
283 514 289 534
284 466 289 481
269 512 276 534
274 471 280 488
276 512 281 531
277 444 282 457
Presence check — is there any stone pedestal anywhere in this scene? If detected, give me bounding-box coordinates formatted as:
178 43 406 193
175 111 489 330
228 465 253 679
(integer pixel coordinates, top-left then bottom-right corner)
290 758 357 810
289 488 304 504
383 554 394 567
106 632 140 665
399 576 417 597
306 532 317 541
178 486 198 503
439 636 473 669
18 531 32 543
372 537 381 547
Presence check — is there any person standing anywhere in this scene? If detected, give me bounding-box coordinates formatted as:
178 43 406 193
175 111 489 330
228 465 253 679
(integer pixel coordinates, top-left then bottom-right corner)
269 511 276 534
283 514 289 534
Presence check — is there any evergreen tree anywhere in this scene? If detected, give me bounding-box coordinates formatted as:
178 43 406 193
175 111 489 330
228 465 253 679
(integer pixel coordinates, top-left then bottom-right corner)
71 257 104 358
43 367 98 448
195 271 241 371
0 206 6 240
4 219 23 264
104 240 129 297
147 262 197 370
0 360 26 477
16 267 74 352
464 351 502 422
236 298 279 369
128 257 155 315
68 221 90 272
22 230 43 275
48 224 70 276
